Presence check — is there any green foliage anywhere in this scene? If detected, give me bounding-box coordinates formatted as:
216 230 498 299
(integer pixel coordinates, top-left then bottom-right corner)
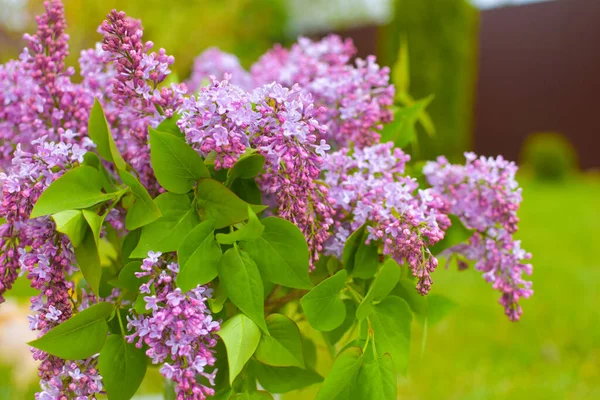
226 150 266 185
131 192 199 258
369 296 412 374
241 217 313 290
342 224 379 279
196 178 267 229
149 127 210 194
301 270 347 331
216 207 264 244
88 98 126 170
52 210 88 247
30 166 116 218
356 259 402 320
176 220 221 291
521 132 578 182
28 302 113 359
217 314 261 385
430 214 473 255
98 335 147 400
252 362 323 394
218 247 267 332
255 314 305 368
354 354 397 400
119 170 162 230
315 347 363 400
73 226 102 295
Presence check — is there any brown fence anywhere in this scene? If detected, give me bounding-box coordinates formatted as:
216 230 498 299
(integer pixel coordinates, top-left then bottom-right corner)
473 0 600 169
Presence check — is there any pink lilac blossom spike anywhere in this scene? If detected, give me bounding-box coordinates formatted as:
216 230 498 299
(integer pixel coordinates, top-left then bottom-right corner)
127 252 220 400
424 152 533 321
0 0 93 168
323 143 450 294
251 35 394 148
0 135 103 399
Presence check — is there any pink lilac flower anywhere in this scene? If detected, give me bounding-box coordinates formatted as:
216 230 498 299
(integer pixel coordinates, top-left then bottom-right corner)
424 152 533 321
127 252 220 400
186 47 254 92
0 135 103 398
187 35 394 149
323 143 450 294
0 0 93 168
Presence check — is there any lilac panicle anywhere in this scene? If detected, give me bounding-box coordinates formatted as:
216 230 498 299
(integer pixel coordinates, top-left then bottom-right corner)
0 0 93 168
186 47 254 92
424 152 533 321
187 35 394 149
323 143 450 294
127 252 220 400
0 134 103 399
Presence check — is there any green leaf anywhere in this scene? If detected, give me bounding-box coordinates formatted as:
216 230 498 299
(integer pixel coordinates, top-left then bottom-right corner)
149 127 210 193
392 36 410 95
231 178 263 205
252 361 323 394
82 209 105 247
121 230 141 264
156 114 184 138
98 335 147 400
241 217 312 290
301 270 347 331
255 314 304 368
30 166 116 218
82 152 118 193
131 193 200 258
369 296 412 374
28 302 112 359
216 206 264 244
196 178 267 229
431 214 473 255
325 300 357 345
74 229 102 295
315 347 363 400
218 247 267 332
356 259 402 320
380 96 434 148
52 210 87 247
226 150 266 184
353 354 397 400
343 224 378 277
119 170 162 230
88 98 126 170
345 226 379 279
217 314 261 385
208 282 228 313
176 221 221 291
116 261 145 293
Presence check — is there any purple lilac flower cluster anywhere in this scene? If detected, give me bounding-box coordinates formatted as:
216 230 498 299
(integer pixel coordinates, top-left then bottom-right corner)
0 136 104 399
424 153 533 321
0 0 93 168
179 80 335 267
127 252 220 400
323 143 450 294
187 35 394 148
186 48 254 93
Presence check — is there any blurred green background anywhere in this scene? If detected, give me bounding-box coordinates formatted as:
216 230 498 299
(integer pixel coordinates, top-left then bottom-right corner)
1 0 598 399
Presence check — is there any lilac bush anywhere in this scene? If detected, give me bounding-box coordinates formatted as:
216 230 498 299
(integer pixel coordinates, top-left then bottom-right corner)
0 1 533 399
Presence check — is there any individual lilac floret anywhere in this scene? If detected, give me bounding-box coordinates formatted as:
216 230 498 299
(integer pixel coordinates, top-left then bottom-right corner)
323 143 450 294
186 48 254 92
424 152 533 321
127 252 220 400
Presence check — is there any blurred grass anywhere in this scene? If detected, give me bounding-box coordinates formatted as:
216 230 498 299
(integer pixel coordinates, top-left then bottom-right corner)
398 175 600 399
